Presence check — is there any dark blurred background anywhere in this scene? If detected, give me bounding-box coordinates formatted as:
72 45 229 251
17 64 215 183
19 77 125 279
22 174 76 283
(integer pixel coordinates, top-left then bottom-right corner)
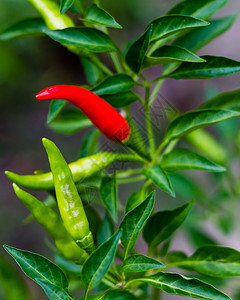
1 0 240 299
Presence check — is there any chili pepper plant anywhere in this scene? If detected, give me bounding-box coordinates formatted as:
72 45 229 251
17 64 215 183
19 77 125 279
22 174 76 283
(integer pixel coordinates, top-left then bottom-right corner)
2 0 240 299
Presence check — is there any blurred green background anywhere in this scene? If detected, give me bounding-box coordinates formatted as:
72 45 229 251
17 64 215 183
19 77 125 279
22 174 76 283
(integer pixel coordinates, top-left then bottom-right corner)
1 0 240 299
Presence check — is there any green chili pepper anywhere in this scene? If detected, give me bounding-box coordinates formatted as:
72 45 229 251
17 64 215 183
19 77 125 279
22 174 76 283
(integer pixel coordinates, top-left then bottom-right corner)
186 129 227 164
42 138 95 254
5 152 143 190
27 0 74 29
12 183 88 264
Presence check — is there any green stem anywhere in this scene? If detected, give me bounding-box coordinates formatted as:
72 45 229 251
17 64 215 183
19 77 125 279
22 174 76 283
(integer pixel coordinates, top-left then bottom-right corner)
118 175 145 185
87 53 113 75
110 52 123 72
145 87 155 156
149 79 164 106
117 168 143 179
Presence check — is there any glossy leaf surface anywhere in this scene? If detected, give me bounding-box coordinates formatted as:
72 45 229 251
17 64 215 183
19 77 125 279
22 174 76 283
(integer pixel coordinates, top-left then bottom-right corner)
143 200 193 247
4 245 69 300
120 192 155 257
163 56 240 79
122 254 165 272
142 165 175 197
161 148 226 172
45 27 117 52
84 4 122 28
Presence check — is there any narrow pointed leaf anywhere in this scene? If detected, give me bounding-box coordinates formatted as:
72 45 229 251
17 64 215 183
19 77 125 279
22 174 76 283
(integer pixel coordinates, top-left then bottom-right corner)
163 55 240 79
0 18 46 40
161 148 226 172
48 108 92 134
98 212 115 245
133 272 231 300
3 245 69 300
84 4 122 28
122 255 165 272
60 0 74 14
149 16 209 43
47 100 68 124
162 109 240 145
92 74 134 95
167 0 228 20
143 200 193 247
125 184 153 214
100 175 118 222
81 230 122 289
171 245 240 277
44 27 117 52
200 89 240 111
144 45 205 67
102 91 139 108
174 15 237 53
142 165 175 197
125 25 153 73
120 192 155 258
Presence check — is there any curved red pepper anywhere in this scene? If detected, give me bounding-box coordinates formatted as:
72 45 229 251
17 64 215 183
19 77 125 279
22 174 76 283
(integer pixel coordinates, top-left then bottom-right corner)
36 85 131 142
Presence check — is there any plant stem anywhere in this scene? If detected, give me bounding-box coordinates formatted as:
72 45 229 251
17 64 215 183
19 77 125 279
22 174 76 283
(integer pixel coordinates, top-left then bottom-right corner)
118 175 145 185
87 53 113 75
145 87 155 156
149 79 164 106
110 52 123 72
117 168 143 178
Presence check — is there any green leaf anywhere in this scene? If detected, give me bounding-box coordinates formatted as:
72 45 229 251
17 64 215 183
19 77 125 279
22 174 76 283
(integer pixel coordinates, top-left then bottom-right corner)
132 272 231 300
3 245 70 300
102 91 139 108
98 212 115 245
142 165 175 197
163 55 240 79
143 200 193 247
80 129 100 158
162 109 240 145
60 0 74 14
125 25 153 73
171 245 240 277
149 15 209 43
92 74 134 95
200 89 240 111
167 0 228 20
47 99 68 124
100 175 118 222
120 191 155 258
81 230 122 289
48 108 92 134
174 15 237 53
44 27 117 52
0 18 46 40
102 290 138 299
144 45 205 67
122 255 165 272
84 4 122 29
161 148 226 172
125 184 153 214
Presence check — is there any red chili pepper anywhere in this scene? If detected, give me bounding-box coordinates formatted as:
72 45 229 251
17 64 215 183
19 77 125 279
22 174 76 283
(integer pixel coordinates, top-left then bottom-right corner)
36 85 131 142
